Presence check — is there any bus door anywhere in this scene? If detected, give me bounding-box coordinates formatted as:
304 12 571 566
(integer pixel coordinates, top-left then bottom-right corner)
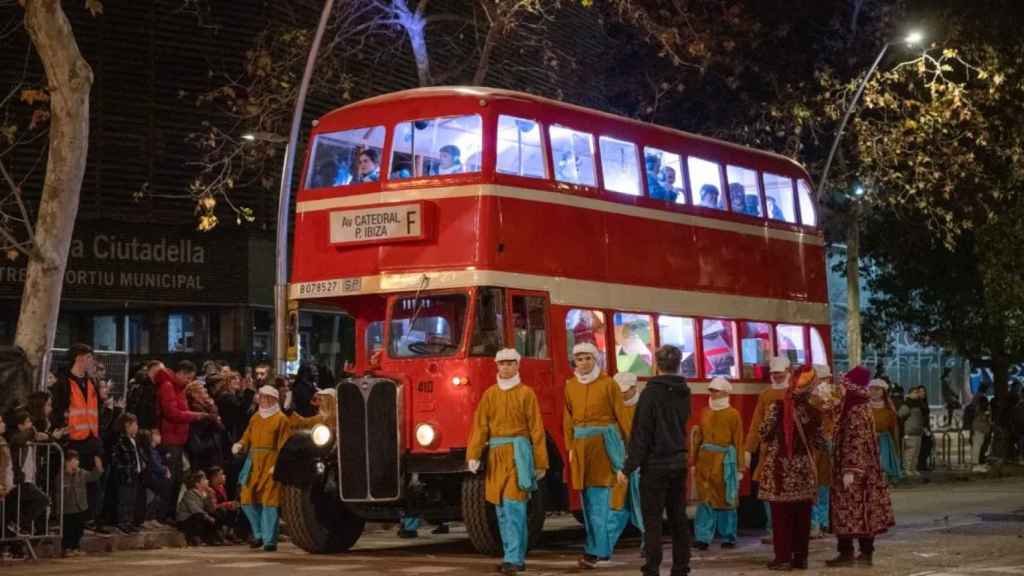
507 291 554 414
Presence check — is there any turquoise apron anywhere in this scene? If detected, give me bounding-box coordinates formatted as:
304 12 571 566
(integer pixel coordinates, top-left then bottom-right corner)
488 436 537 492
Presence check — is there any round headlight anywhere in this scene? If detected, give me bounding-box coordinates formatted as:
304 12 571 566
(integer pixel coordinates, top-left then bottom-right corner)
311 424 332 447
415 423 437 447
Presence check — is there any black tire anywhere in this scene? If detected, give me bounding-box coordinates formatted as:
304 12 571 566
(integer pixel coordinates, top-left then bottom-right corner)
462 474 501 556
281 482 365 553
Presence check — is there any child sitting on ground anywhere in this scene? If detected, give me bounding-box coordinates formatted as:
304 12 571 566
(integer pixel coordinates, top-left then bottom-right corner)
176 470 221 546
206 466 243 543
62 450 104 556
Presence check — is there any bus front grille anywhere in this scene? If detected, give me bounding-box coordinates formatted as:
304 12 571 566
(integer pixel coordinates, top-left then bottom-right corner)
337 377 402 501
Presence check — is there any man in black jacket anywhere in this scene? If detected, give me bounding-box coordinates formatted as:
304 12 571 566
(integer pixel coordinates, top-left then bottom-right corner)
619 345 692 576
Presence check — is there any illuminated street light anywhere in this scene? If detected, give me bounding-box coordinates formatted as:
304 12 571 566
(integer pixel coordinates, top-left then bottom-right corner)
854 185 865 197
905 30 924 46
242 132 288 143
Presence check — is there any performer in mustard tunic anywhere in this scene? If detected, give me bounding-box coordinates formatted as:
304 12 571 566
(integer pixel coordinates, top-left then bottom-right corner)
233 385 291 551
467 348 548 575
692 377 743 550
608 372 643 554
869 379 902 483
809 364 839 538
563 342 630 569
746 355 791 543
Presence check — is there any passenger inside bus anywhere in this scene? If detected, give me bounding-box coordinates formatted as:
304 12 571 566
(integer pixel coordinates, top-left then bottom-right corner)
659 166 679 202
356 149 380 183
390 160 413 180
699 184 721 209
433 145 463 175
766 195 786 220
729 182 761 216
645 154 667 198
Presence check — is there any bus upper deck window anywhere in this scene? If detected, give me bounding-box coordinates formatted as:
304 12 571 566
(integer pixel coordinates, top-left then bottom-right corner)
797 179 817 227
306 126 386 188
389 115 482 180
688 157 726 211
726 165 763 217
549 125 596 187
599 136 641 196
763 173 797 223
643 147 685 204
497 115 546 179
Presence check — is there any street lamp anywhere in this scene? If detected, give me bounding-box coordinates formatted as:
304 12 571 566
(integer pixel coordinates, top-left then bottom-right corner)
242 132 289 144
273 0 336 375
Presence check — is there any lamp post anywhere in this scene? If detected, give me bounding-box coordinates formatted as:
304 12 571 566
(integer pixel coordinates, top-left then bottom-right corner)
273 0 336 376
819 30 922 368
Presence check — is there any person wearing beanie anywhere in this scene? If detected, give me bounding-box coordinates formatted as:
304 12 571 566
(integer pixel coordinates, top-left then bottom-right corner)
608 372 644 556
233 385 291 552
868 379 902 483
691 376 743 551
757 365 824 570
466 348 549 575
809 364 839 538
564 342 631 569
745 355 792 544
827 366 895 567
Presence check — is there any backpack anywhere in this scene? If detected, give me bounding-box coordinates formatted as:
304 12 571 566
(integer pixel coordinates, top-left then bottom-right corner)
127 378 160 430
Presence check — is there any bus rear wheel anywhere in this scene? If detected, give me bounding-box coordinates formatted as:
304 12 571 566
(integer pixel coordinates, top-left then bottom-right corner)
281 483 365 553
462 474 546 556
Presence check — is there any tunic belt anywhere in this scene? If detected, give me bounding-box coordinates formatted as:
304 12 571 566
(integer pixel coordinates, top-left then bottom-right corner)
574 425 626 471
700 443 738 507
489 436 537 492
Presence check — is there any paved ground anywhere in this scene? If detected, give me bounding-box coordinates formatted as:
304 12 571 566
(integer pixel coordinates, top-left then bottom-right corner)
6 476 1024 575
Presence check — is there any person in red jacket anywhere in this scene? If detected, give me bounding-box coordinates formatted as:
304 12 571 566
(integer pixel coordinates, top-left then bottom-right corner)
152 360 216 504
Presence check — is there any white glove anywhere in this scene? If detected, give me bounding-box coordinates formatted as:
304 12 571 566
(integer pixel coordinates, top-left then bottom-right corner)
468 459 481 474
535 469 546 480
843 472 854 489
231 442 243 455
738 471 744 482
744 451 752 469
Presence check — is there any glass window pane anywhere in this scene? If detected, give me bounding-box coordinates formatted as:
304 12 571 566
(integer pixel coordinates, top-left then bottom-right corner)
92 315 118 351
565 309 607 369
470 287 505 357
689 157 724 211
764 173 797 223
740 322 772 380
512 295 548 359
776 324 807 364
726 165 763 217
388 294 468 358
656 316 697 378
599 136 641 195
549 125 597 186
644 147 684 203
497 115 546 179
390 115 482 180
797 179 817 226
169 312 208 353
702 319 737 378
366 320 384 362
810 327 828 367
307 126 386 188
613 313 654 376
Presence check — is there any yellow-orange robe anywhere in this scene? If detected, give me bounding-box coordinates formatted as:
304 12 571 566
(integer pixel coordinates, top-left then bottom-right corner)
467 383 549 504
810 393 838 487
239 411 290 507
610 397 638 510
692 406 744 509
563 373 630 489
872 405 900 457
745 386 787 482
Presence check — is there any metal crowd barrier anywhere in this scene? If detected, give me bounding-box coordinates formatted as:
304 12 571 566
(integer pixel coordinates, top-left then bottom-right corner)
1 442 64 560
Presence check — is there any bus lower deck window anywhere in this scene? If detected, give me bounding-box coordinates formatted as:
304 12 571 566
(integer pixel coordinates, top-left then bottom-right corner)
614 312 654 376
656 315 697 378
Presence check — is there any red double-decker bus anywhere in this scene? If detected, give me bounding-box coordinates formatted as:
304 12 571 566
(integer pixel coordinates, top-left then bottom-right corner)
275 87 829 555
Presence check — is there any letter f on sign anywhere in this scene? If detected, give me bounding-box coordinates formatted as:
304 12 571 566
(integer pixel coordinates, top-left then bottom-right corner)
406 210 417 234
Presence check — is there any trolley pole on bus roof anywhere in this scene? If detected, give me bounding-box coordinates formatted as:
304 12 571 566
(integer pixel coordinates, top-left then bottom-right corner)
274 0 336 376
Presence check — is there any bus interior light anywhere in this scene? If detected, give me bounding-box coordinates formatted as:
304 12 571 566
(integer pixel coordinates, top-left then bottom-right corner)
415 423 438 447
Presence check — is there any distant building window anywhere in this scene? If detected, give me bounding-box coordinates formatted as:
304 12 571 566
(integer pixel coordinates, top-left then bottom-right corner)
512 295 548 359
614 312 654 376
307 126 386 188
599 136 641 196
565 309 607 369
497 115 547 179
169 312 209 353
702 319 737 378
764 173 797 223
390 115 482 180
657 315 698 378
644 147 684 203
726 165 763 217
550 125 597 187
689 157 725 211
797 179 817 227
740 321 773 380
776 324 807 364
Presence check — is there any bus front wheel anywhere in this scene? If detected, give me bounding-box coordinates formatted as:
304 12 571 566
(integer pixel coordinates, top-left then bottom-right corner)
280 482 364 553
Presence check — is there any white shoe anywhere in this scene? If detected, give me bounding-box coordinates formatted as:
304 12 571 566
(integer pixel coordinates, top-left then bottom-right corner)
972 465 989 473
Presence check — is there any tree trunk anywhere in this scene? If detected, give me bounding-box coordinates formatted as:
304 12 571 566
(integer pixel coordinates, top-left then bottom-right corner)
846 207 862 367
472 18 503 86
14 0 93 393
407 20 432 86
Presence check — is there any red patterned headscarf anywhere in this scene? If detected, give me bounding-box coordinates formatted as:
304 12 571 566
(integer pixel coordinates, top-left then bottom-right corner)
783 364 816 457
840 366 872 422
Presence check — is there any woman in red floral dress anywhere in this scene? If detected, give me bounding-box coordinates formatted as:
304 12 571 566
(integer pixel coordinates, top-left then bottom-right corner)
758 365 825 571
826 366 895 567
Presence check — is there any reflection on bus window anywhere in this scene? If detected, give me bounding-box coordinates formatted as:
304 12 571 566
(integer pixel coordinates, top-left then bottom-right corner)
388 294 468 358
776 324 806 364
740 321 772 380
702 319 737 378
497 115 546 179
614 313 654 376
657 315 697 378
365 320 384 363
797 179 817 227
470 287 505 357
307 126 386 188
644 147 684 203
390 115 482 180
599 137 641 196
689 157 725 211
512 295 548 359
810 326 827 367
763 173 797 223
565 309 606 369
726 165 763 217
549 125 596 187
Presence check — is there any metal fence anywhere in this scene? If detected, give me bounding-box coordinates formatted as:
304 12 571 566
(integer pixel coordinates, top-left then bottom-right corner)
1 442 64 560
44 348 132 402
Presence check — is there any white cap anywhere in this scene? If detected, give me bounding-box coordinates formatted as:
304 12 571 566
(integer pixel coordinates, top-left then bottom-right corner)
258 385 280 399
813 363 832 378
613 372 637 392
572 342 599 358
868 379 889 390
315 388 337 399
708 377 732 393
495 348 522 363
769 356 791 373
